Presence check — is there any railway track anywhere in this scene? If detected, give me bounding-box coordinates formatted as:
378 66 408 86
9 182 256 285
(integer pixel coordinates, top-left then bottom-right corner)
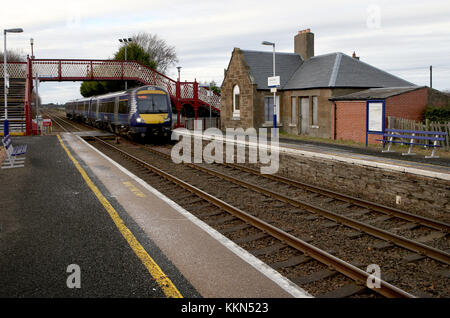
42 110 97 133
50 112 449 297
85 136 418 298
151 146 450 262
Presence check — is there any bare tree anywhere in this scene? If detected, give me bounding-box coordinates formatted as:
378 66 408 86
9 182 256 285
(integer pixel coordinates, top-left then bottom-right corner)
131 32 178 75
0 49 26 62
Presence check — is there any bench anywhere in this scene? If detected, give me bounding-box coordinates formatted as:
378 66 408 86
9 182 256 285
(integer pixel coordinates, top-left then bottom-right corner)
379 129 447 158
1 134 28 169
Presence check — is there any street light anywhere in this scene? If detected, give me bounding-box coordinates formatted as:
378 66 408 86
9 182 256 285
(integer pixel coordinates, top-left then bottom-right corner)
3 27 23 136
30 38 34 59
118 38 133 90
261 40 277 135
176 66 182 81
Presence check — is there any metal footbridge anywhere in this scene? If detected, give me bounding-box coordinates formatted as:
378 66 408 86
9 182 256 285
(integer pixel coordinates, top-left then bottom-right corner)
1 57 221 135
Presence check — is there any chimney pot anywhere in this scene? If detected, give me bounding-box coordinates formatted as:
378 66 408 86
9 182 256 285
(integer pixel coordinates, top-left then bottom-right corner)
352 51 360 60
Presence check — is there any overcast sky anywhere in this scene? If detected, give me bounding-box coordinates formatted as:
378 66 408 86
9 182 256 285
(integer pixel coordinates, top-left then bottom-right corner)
2 0 450 103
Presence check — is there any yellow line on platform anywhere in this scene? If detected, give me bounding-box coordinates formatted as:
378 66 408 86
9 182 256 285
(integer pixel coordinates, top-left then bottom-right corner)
56 134 182 298
0 132 26 136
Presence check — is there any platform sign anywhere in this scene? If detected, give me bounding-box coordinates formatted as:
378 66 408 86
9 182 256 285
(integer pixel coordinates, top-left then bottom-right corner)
366 100 385 146
268 76 280 88
43 119 52 127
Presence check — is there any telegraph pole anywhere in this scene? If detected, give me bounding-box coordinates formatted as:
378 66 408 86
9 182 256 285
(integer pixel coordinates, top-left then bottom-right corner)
429 65 432 88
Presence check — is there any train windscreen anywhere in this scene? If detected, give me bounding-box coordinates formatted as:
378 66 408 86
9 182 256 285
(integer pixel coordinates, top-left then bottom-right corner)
137 93 168 114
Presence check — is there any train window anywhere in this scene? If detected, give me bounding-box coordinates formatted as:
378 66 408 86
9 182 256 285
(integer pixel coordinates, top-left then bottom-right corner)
119 100 128 114
99 100 105 113
108 101 114 113
137 94 168 113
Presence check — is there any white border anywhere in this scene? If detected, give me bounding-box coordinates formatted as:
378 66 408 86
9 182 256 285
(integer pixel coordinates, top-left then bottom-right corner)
68 134 313 298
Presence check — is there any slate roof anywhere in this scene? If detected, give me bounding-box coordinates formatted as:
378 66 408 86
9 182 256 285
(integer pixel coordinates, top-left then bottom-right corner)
240 50 303 89
330 86 426 101
240 50 415 90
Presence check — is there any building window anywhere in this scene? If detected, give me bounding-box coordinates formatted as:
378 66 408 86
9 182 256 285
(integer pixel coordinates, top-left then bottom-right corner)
264 96 280 123
312 96 318 126
233 85 240 117
291 97 297 125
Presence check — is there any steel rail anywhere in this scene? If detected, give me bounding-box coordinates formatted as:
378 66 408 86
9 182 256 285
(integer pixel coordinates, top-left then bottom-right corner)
42 112 70 132
223 163 450 233
145 146 450 265
91 136 415 298
44 111 85 132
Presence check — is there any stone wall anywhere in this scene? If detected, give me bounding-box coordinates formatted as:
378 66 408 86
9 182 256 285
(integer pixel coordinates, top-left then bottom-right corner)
220 48 256 130
273 151 450 221
190 134 450 221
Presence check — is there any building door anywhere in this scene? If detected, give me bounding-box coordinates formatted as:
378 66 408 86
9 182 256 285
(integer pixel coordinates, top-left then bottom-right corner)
300 97 310 134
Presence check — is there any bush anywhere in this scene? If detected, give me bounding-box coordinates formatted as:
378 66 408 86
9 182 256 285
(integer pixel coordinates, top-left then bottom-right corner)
422 105 450 122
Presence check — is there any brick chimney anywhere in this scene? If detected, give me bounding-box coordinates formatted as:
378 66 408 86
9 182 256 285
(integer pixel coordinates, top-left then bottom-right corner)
352 51 360 60
294 28 314 60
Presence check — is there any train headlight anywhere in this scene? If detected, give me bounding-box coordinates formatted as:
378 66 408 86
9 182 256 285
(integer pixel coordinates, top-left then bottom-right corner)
164 117 170 122
136 117 143 123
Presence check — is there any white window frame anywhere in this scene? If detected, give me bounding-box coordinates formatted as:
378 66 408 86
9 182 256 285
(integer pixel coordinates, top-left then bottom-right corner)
232 85 240 118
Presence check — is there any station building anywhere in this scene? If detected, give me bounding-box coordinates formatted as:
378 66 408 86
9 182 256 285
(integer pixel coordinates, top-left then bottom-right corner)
220 29 434 141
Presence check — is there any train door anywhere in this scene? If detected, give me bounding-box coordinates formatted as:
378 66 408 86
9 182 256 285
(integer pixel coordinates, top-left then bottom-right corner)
88 99 92 122
96 100 100 120
114 96 119 124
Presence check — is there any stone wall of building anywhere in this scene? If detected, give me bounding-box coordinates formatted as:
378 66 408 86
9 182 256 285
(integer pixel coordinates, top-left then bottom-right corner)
281 88 363 138
220 48 256 130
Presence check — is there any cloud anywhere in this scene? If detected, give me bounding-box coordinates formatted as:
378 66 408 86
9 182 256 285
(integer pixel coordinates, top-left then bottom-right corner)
3 0 449 103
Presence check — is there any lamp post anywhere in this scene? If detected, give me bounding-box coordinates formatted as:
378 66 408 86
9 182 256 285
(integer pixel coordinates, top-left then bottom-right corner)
262 40 277 136
209 83 213 128
30 38 34 59
3 27 23 136
118 38 132 90
176 66 182 81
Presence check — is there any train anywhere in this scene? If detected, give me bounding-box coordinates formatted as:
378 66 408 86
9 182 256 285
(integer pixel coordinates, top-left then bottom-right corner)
65 85 173 139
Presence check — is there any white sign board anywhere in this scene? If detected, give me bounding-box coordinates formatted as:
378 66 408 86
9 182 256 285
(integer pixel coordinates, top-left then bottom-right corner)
268 76 280 87
367 102 383 132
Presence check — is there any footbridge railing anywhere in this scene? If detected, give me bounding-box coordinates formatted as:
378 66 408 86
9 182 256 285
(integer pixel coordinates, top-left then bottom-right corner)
28 59 221 111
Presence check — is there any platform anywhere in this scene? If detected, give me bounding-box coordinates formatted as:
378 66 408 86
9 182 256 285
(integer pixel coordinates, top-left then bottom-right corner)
277 137 450 179
173 130 450 181
0 134 309 298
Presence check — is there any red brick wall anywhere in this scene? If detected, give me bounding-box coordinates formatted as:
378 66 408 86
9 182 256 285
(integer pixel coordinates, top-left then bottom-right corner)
386 87 427 121
335 101 379 144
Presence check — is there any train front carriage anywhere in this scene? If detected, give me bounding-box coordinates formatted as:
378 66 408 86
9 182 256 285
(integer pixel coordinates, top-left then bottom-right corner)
130 86 172 138
65 85 172 141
